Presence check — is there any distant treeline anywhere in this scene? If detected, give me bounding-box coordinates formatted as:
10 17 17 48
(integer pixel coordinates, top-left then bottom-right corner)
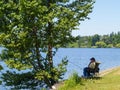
68 32 120 48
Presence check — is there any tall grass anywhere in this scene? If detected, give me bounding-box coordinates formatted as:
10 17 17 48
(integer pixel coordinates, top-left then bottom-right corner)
58 72 81 90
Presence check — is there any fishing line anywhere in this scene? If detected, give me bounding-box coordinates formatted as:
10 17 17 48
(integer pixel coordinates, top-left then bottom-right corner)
55 54 83 70
68 61 83 70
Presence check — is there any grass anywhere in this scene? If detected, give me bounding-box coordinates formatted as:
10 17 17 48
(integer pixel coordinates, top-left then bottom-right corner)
58 67 120 90
58 72 81 90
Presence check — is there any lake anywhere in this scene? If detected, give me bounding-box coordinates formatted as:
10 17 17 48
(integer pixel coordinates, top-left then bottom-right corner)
0 48 120 89
53 48 120 79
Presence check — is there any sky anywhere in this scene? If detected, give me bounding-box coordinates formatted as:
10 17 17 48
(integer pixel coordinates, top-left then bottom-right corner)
72 0 120 36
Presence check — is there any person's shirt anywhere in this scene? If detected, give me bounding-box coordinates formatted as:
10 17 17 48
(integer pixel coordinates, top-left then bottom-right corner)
88 62 96 69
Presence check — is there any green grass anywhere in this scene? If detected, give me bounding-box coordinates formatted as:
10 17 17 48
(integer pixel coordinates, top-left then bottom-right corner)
58 72 81 90
58 68 120 90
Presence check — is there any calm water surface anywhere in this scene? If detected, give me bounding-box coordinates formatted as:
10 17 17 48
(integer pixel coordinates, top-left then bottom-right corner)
54 48 120 79
0 48 120 89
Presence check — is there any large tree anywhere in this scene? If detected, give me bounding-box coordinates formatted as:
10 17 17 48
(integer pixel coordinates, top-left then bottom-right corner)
0 0 94 89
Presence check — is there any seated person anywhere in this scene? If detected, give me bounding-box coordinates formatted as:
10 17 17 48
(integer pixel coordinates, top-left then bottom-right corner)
83 57 99 77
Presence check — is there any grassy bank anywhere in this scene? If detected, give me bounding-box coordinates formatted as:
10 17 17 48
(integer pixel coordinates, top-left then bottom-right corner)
58 67 120 90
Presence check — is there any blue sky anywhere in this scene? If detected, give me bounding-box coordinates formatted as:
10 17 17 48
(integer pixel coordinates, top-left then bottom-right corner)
72 0 120 36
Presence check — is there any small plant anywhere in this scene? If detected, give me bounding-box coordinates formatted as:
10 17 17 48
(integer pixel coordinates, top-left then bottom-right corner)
59 72 81 90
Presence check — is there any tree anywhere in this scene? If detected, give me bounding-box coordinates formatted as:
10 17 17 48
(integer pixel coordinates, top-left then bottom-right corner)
101 35 110 45
95 41 106 48
116 43 120 48
91 34 100 46
0 0 94 89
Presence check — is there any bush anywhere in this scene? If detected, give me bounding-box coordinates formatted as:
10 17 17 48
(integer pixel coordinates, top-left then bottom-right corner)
115 43 120 48
59 72 81 90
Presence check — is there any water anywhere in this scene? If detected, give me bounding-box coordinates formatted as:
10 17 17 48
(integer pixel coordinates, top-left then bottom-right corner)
0 48 120 89
53 48 120 79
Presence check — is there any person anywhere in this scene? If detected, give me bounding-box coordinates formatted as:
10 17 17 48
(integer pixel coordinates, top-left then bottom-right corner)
83 57 96 77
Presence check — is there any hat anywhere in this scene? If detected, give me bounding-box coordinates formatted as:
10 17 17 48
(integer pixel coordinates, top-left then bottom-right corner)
90 57 95 61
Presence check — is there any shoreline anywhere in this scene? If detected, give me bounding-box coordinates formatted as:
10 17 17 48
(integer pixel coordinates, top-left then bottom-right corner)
52 66 120 90
99 66 120 76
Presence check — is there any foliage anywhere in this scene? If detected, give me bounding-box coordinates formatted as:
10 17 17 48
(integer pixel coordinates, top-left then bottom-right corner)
0 65 3 71
71 32 120 48
107 44 113 48
115 43 120 48
1 71 41 89
0 0 94 89
91 34 100 46
95 41 106 48
59 67 120 90
0 65 3 85
58 72 81 90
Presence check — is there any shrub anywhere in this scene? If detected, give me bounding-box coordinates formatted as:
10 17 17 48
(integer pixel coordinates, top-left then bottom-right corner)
59 72 81 90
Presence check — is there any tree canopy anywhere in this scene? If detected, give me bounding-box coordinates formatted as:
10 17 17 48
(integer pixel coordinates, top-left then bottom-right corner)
69 32 120 48
0 0 94 89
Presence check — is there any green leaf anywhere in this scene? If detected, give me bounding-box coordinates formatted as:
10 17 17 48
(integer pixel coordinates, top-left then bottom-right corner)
0 65 3 70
